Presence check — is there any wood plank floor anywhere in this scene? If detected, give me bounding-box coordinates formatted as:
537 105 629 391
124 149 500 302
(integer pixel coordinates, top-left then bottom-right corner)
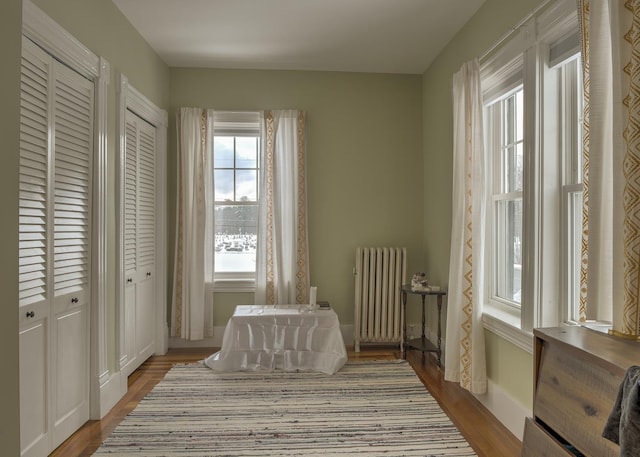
51 347 522 457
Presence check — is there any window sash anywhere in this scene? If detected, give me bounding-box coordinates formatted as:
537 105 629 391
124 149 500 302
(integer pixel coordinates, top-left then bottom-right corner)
211 114 260 282
562 184 583 322
487 88 524 312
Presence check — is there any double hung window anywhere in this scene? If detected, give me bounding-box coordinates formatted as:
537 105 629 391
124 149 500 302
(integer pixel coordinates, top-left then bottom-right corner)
211 112 260 289
481 0 585 349
557 57 584 324
486 87 524 311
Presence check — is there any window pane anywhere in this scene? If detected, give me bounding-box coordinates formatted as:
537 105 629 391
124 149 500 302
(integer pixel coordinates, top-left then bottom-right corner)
236 170 257 201
568 190 583 321
495 199 522 305
214 169 234 201
505 95 515 145
502 89 524 193
236 137 257 168
504 143 523 193
214 204 257 272
214 136 234 168
563 58 583 186
516 89 524 142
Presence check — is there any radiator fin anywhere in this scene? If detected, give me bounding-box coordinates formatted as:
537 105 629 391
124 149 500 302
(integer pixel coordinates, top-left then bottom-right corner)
354 247 406 351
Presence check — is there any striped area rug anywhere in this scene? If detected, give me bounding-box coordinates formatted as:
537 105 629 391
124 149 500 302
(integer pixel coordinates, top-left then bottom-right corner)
94 360 476 456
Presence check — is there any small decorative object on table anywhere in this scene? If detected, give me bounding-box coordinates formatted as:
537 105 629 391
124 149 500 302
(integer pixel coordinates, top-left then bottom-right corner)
308 286 319 310
411 272 430 292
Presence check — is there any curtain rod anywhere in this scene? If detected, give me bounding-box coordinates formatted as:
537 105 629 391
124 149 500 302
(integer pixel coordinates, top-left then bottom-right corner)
479 0 554 62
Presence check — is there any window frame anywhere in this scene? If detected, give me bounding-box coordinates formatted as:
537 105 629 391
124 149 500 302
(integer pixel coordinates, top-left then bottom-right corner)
557 56 584 325
480 0 582 352
486 86 525 313
209 112 261 292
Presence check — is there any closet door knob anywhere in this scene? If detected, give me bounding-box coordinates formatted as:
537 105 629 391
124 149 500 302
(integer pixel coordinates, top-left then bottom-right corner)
127 278 133 283
26 311 35 318
71 297 79 304
146 272 151 277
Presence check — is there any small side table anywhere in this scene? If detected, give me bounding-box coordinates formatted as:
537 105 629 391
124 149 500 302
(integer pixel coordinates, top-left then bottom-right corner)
401 284 446 366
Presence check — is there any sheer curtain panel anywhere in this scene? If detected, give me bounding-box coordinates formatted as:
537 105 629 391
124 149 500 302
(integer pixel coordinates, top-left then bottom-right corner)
445 59 488 394
171 108 214 340
578 0 640 338
255 110 310 305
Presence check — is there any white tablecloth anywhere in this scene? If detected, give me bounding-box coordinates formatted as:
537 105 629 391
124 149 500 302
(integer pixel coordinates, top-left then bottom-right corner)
204 305 347 375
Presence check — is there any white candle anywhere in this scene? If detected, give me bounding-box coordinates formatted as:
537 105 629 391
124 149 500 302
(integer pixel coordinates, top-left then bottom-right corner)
309 286 317 306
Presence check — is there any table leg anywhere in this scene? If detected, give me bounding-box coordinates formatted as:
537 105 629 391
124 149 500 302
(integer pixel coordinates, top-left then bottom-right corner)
436 295 443 367
402 290 407 358
421 295 426 339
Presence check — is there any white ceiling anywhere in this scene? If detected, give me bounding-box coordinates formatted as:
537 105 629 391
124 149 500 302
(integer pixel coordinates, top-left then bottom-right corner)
113 0 485 74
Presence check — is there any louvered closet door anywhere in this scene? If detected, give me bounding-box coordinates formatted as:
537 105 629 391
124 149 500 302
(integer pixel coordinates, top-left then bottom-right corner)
51 56 93 450
135 116 156 359
19 39 52 457
18 38 93 457
121 112 138 374
122 110 156 377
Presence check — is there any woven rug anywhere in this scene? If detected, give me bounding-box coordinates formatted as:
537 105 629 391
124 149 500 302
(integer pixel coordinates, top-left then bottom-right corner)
94 360 476 456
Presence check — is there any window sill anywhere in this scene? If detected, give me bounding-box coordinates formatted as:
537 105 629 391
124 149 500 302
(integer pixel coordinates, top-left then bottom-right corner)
482 310 533 354
207 279 255 293
579 321 612 334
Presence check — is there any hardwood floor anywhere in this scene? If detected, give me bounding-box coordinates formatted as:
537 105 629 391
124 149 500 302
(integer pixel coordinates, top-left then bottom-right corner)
51 347 522 457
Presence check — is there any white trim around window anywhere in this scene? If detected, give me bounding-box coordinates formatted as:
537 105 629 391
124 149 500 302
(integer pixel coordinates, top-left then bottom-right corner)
480 0 580 351
210 111 261 292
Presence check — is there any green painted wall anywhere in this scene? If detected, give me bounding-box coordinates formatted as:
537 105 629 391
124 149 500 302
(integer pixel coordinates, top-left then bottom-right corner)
169 68 426 327
0 0 22 453
484 331 533 409
32 0 169 106
421 0 545 409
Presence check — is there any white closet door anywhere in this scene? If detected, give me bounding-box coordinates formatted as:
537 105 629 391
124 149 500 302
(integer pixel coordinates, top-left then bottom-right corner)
19 38 52 457
50 58 93 449
122 114 138 373
19 38 93 457
135 117 157 359
124 118 138 278
122 110 156 377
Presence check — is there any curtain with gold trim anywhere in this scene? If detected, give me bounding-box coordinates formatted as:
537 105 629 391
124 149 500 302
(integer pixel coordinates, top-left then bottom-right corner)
255 110 310 305
578 0 640 338
171 107 214 340
445 59 488 394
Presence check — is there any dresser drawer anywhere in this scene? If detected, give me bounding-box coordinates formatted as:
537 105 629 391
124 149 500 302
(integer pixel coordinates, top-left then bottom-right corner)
534 341 620 457
522 418 574 457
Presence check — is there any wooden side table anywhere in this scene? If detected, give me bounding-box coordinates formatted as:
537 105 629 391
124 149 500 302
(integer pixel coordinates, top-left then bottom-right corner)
401 284 446 366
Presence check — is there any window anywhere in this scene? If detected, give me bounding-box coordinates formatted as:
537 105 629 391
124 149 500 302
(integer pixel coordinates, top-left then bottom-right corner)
487 88 524 310
211 112 261 289
480 0 583 350
558 57 583 324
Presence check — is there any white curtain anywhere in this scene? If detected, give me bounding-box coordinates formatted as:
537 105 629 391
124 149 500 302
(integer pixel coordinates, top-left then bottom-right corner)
445 59 488 394
578 0 640 338
255 110 310 305
171 107 214 340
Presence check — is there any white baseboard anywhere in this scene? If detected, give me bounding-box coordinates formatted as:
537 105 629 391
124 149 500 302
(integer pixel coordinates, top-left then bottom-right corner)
96 371 126 419
169 330 223 349
474 378 531 440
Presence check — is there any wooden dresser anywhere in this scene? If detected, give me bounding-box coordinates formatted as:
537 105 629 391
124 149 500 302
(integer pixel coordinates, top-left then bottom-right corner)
522 326 640 457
